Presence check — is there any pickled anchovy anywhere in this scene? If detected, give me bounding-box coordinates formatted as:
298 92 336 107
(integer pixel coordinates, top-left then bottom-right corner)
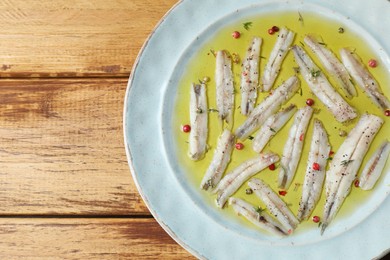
188 83 208 161
241 37 262 115
340 48 390 110
278 106 313 189
214 153 279 208
292 45 357 123
322 114 383 234
216 50 235 125
262 28 295 91
359 141 390 190
248 178 299 233
229 197 288 236
235 75 300 140
200 129 235 191
297 119 331 221
304 35 356 98
252 104 297 153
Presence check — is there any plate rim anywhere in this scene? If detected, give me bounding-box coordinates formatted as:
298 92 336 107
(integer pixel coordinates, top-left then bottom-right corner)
122 0 204 258
123 0 390 259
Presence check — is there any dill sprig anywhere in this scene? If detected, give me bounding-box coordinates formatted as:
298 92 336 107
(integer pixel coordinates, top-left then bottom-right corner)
310 69 321 78
243 21 253 30
208 108 219 113
340 159 354 166
254 206 265 214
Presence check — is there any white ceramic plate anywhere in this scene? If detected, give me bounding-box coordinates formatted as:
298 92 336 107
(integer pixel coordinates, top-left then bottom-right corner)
124 0 390 259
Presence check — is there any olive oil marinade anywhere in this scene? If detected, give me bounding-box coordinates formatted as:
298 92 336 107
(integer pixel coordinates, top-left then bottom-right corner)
174 11 390 234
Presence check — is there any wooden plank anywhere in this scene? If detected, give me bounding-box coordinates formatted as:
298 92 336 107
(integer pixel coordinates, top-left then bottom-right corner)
0 0 178 77
0 78 148 214
0 218 195 259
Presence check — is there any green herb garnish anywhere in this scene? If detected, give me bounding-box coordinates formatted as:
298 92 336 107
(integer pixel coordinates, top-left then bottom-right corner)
313 108 321 114
298 12 304 24
311 69 321 78
293 66 300 74
243 22 253 30
270 127 276 133
245 188 253 195
248 135 254 140
208 108 219 113
254 206 265 214
341 159 354 166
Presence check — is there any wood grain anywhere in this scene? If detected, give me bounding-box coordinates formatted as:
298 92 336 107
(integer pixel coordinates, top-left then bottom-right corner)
0 78 148 214
0 0 197 258
0 0 179 77
0 218 194 259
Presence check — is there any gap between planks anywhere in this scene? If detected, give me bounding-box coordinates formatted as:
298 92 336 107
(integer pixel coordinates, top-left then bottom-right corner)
0 78 148 215
0 217 194 259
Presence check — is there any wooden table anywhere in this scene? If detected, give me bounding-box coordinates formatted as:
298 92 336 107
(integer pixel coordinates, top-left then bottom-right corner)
0 0 194 258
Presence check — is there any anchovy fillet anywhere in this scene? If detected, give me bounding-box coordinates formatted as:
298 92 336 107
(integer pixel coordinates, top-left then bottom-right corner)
278 106 314 189
216 50 235 125
188 83 208 161
214 153 279 208
240 37 262 115
297 119 331 221
340 48 390 110
200 129 235 191
292 45 357 123
359 141 390 190
229 197 288 236
262 28 295 91
235 75 300 140
304 35 356 98
252 104 297 153
248 178 299 233
322 114 383 234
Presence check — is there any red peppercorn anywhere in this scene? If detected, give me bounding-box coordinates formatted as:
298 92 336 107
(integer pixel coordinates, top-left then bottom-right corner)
232 31 241 39
182 124 191 133
299 133 304 141
268 28 275 35
354 179 360 187
329 150 335 156
312 216 320 223
235 142 244 150
268 163 276 171
368 59 377 68
271 26 280 32
278 190 287 196
312 162 320 171
385 109 390 117
306 98 314 106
